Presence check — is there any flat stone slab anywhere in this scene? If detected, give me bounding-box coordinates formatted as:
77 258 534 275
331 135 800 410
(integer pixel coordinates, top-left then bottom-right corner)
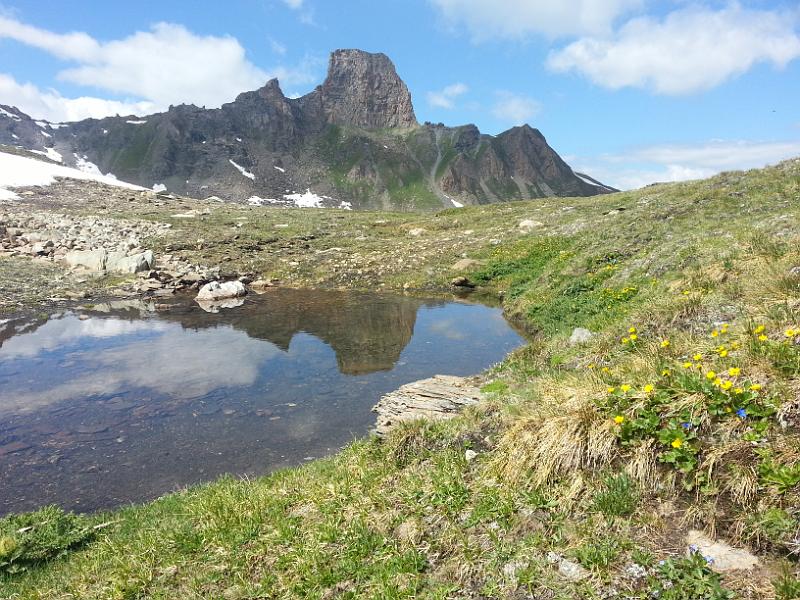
372 375 481 436
685 530 760 573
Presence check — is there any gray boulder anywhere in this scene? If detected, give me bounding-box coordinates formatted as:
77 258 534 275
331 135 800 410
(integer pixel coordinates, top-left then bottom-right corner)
106 250 154 274
65 249 108 271
196 280 247 302
569 327 594 345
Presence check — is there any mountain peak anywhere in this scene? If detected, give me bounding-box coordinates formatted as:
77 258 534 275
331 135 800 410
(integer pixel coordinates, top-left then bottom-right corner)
316 49 417 129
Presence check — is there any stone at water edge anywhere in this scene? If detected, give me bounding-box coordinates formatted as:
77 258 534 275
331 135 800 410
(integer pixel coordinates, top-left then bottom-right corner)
451 276 475 288
106 250 154 274
195 280 247 302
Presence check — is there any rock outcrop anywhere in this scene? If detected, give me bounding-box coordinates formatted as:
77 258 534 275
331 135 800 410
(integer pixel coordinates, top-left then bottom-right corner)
372 375 482 436
1 49 616 210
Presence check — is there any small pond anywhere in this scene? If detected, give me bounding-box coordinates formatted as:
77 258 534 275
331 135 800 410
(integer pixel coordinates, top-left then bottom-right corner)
0 288 525 515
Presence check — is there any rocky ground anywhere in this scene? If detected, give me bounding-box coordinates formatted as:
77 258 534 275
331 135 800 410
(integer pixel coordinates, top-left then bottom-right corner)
0 173 583 314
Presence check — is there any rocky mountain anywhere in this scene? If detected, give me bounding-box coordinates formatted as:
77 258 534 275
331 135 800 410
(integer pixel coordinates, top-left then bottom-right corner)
0 49 615 210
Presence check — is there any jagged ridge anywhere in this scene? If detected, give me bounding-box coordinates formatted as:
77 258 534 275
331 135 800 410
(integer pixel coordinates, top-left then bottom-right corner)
0 49 616 210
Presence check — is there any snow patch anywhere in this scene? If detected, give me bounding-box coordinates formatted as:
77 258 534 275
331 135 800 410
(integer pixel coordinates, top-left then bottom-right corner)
11 133 18 140
205 196 224 202
73 154 102 176
451 198 464 208
102 129 108 135
236 137 242 142
338 201 353 210
574 171 615 191
152 183 167 193
30 147 63 163
0 150 145 199
126 119 147 125
283 189 325 208
0 107 21 121
274 165 285 173
229 159 255 180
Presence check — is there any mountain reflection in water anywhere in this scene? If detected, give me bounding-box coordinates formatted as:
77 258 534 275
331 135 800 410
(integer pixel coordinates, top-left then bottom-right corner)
0 289 524 515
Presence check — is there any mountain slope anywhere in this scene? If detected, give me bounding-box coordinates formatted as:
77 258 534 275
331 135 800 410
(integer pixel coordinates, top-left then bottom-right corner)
0 49 615 210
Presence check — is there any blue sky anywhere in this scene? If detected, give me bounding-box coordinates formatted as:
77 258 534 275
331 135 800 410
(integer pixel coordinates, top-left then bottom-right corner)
1 0 799 189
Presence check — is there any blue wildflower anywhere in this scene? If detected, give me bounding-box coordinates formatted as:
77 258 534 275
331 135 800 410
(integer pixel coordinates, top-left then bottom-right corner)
736 408 747 418
681 422 693 429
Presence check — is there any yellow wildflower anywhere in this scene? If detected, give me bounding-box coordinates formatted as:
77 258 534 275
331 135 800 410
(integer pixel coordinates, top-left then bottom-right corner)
629 334 638 341
728 367 741 377
628 327 637 334
714 377 723 387
588 363 596 370
661 369 670 377
711 330 719 338
601 367 611 374
614 415 625 424
683 362 693 369
706 371 716 380
644 384 655 394
621 337 630 344
785 328 796 338
693 354 703 361
671 438 683 449
682 290 690 296
620 384 632 393
731 341 741 350
660 340 670 348
758 334 768 342
749 384 762 391
734 387 744 394
607 387 616 394
721 380 733 391
719 349 729 358
754 325 765 334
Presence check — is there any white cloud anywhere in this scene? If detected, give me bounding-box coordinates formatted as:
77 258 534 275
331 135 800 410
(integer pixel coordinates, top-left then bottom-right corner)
429 0 641 39
576 139 800 190
282 0 304 8
547 4 800 95
426 82 468 109
0 17 318 122
491 91 541 125
0 73 155 122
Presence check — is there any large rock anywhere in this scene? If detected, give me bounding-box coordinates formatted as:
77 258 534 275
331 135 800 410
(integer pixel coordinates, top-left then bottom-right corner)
372 375 481 436
196 280 247 302
65 249 108 271
106 250 154 274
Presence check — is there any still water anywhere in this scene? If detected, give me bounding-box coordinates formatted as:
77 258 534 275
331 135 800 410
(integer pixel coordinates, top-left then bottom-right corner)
0 288 524 515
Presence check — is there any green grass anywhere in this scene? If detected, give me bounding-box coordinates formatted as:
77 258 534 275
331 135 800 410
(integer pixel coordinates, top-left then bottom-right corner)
3 159 800 598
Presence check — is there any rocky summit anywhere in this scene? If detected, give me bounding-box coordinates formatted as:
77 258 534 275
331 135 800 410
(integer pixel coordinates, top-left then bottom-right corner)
0 50 615 211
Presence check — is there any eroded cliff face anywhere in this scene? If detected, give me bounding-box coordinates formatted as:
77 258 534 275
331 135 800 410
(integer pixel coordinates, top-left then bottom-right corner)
312 49 417 129
0 49 615 210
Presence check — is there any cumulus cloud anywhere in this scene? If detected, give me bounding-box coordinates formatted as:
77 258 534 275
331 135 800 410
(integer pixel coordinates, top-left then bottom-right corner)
0 74 156 122
429 0 641 39
0 17 318 121
576 139 800 190
426 82 468 109
491 91 541 125
547 4 800 95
